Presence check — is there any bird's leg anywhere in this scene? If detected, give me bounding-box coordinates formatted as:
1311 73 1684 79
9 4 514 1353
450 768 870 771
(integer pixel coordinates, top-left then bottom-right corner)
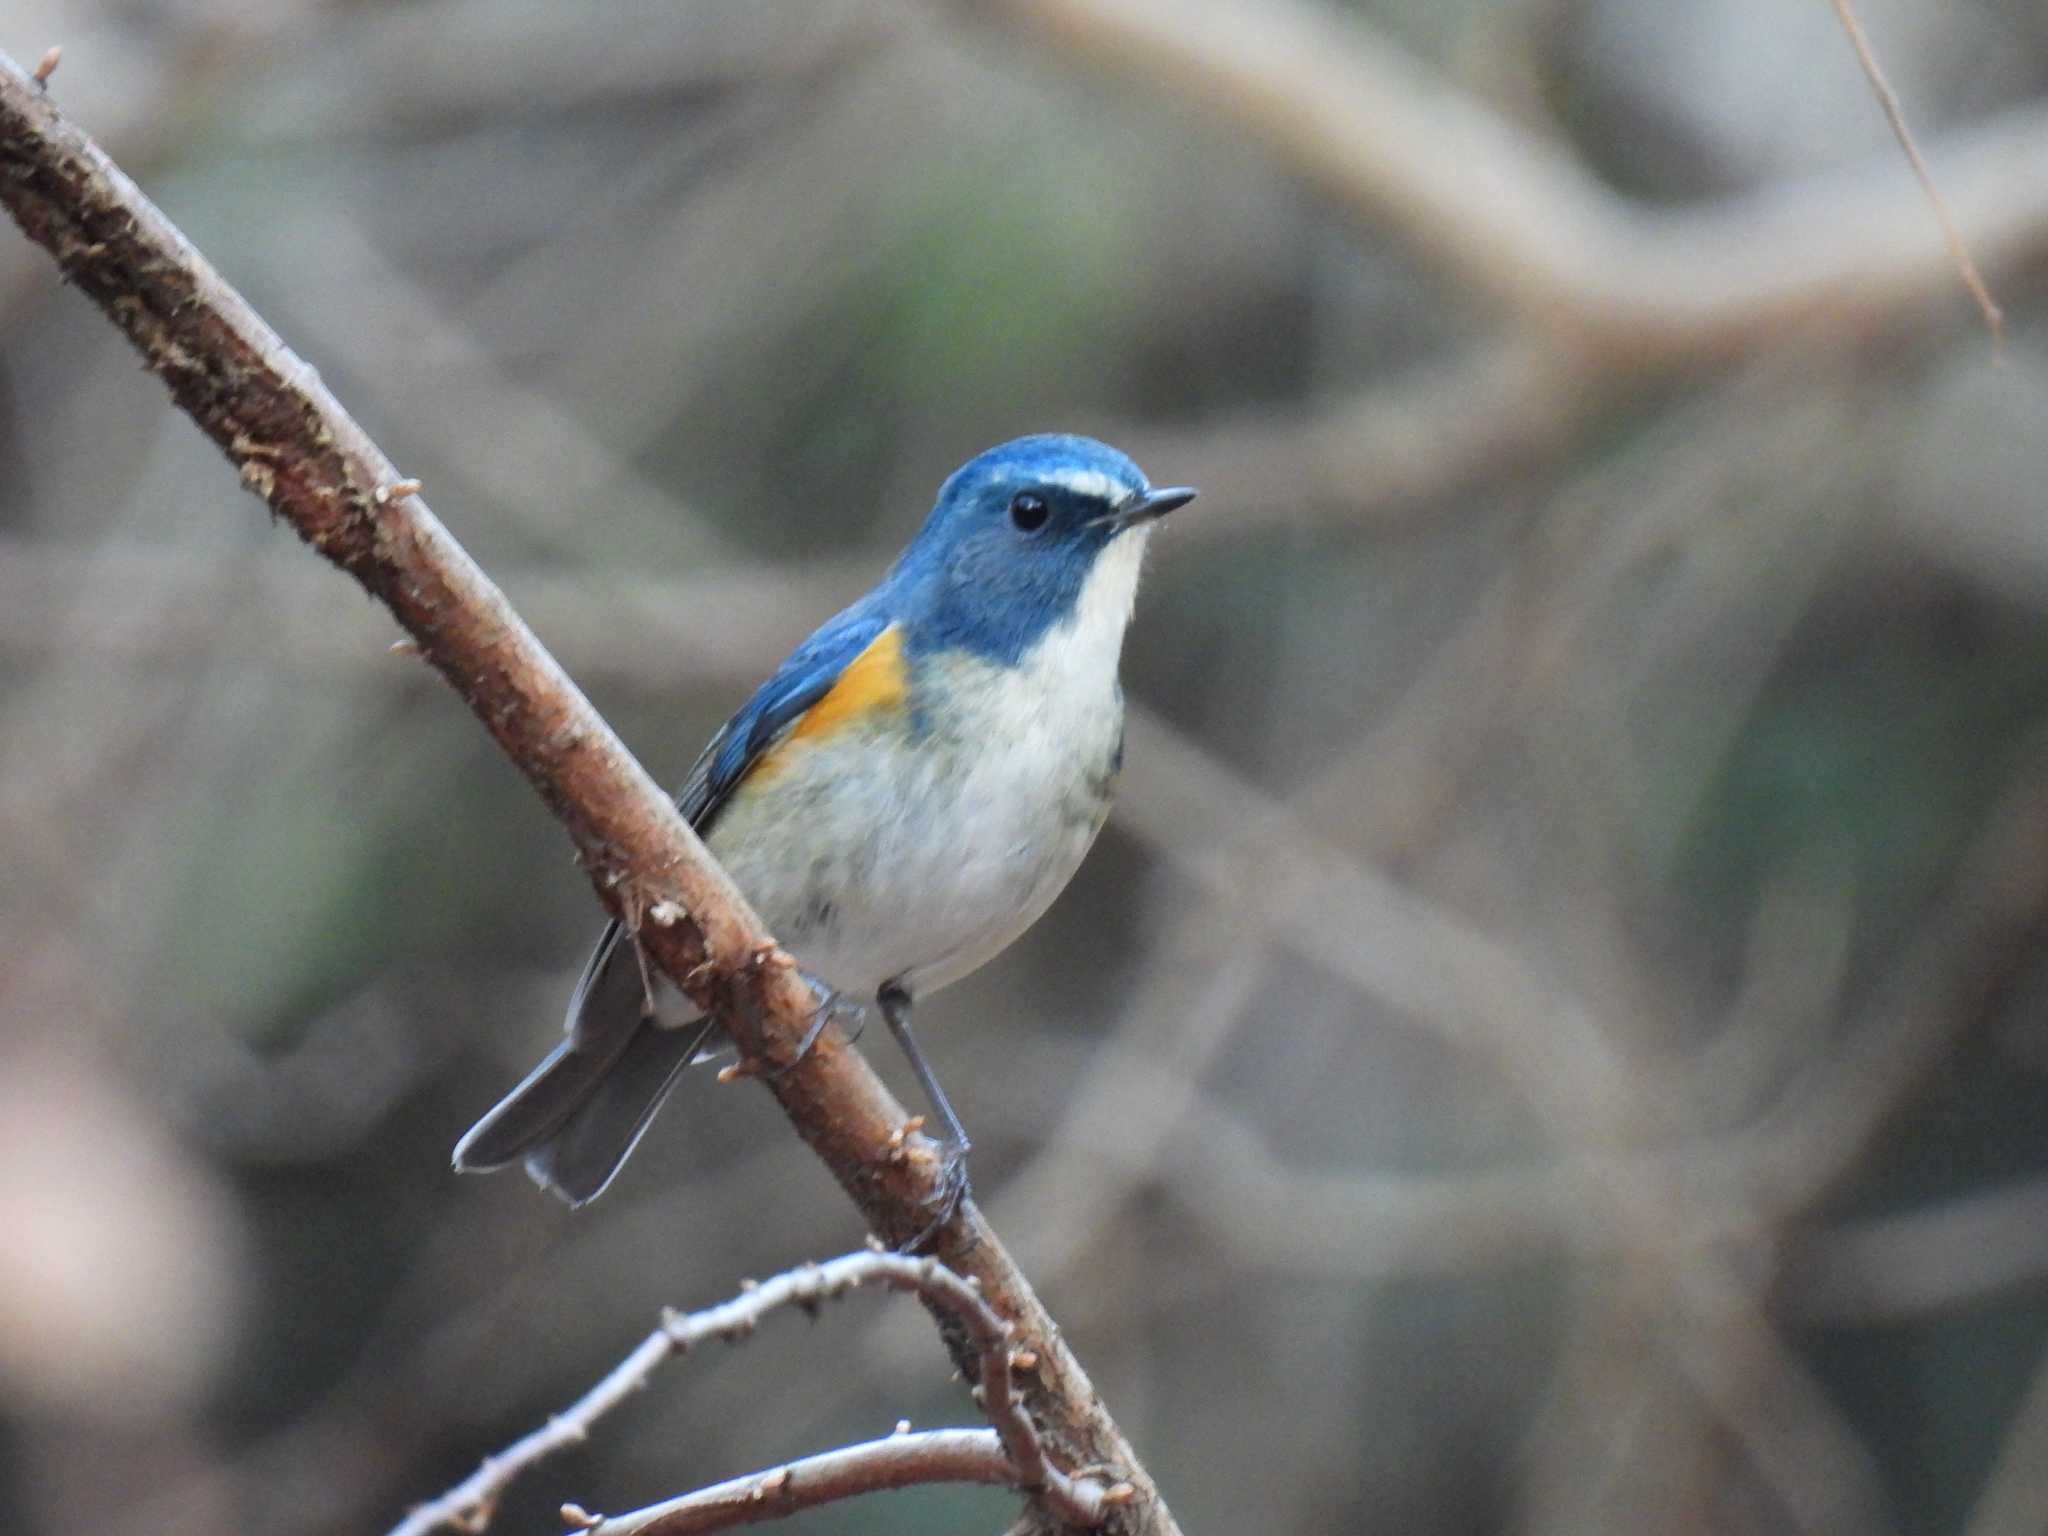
763 972 865 1078
878 982 972 1245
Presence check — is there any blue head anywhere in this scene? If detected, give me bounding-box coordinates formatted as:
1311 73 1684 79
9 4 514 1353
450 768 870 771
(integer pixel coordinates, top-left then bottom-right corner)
888 434 1196 666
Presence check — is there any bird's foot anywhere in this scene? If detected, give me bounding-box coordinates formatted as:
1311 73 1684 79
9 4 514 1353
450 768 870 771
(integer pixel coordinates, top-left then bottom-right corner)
763 976 864 1078
897 1134 973 1253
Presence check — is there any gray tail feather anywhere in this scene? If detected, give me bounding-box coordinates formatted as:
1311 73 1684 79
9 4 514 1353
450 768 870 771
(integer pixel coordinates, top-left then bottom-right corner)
453 919 719 1205
452 1016 716 1206
522 1016 716 1205
452 1023 637 1173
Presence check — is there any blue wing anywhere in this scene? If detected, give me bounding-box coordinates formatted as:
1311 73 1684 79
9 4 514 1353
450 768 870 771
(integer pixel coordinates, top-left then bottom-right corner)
677 595 895 834
455 598 902 1188
455 595 901 1192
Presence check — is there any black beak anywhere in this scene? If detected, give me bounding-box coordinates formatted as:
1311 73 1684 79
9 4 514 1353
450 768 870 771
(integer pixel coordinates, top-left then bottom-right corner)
1108 484 1197 530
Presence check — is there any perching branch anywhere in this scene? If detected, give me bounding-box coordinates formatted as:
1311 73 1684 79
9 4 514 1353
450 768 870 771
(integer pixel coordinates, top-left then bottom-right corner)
393 1254 1122 1536
0 48 1172 1536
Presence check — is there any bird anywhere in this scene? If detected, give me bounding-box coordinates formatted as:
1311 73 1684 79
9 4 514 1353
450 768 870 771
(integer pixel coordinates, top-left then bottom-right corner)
452 434 1195 1219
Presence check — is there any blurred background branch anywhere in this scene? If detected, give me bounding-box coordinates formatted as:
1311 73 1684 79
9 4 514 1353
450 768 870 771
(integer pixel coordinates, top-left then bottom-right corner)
983 0 2046 361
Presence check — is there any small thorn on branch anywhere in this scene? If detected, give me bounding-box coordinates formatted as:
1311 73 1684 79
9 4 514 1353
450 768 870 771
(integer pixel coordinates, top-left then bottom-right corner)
375 477 424 505
32 47 59 87
749 941 796 971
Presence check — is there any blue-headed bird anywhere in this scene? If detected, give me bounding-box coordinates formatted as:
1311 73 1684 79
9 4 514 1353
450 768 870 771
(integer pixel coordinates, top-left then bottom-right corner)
454 434 1195 1219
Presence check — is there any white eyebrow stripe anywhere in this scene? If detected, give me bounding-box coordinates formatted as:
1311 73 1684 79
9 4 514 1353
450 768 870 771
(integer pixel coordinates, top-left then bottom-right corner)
1040 467 1131 503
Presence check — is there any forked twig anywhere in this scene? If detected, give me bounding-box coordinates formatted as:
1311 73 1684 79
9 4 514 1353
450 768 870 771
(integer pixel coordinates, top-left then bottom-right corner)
389 1254 1119 1536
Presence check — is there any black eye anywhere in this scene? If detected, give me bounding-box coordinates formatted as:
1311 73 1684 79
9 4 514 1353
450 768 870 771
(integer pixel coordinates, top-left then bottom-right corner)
1008 492 1050 533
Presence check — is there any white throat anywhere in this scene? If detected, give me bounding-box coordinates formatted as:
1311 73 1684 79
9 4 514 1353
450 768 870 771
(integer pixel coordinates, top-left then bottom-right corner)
1034 525 1150 684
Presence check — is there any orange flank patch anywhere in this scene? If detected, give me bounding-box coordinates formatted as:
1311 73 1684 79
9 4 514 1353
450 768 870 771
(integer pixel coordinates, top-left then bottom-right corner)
747 623 909 785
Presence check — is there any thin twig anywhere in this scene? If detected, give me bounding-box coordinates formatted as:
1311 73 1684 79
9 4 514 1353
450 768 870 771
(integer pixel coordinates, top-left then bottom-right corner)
1829 0 2003 342
390 1254 1117 1536
589 1429 1034 1535
0 51 1173 1536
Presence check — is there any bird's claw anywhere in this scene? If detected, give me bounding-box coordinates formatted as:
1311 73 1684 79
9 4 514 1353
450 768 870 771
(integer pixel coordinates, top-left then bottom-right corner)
762 979 865 1079
897 1136 973 1253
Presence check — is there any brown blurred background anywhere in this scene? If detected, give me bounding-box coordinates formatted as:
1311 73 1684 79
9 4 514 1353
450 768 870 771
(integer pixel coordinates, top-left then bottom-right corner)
4 1 2048 1532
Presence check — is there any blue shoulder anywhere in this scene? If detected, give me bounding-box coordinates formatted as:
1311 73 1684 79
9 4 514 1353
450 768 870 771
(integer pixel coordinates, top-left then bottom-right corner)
676 595 895 831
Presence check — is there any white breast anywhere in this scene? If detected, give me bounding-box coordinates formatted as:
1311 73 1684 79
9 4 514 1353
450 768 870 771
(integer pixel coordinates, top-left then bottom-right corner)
711 527 1151 999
